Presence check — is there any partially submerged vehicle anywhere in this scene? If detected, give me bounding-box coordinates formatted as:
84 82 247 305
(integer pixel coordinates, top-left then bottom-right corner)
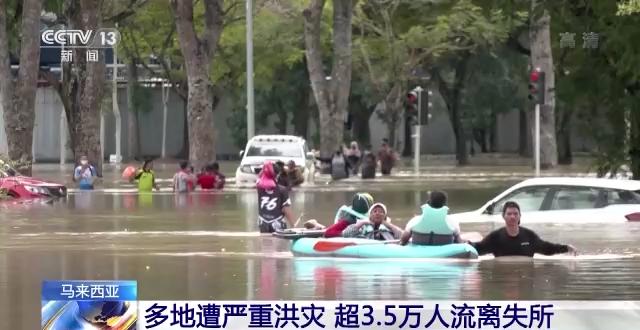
0 162 67 199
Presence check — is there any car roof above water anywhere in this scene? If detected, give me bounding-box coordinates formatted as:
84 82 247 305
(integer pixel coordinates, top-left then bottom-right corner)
514 177 640 191
249 135 306 144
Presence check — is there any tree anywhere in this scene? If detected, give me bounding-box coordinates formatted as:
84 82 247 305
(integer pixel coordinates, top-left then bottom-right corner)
170 0 225 166
529 0 557 168
0 0 42 175
462 48 527 154
548 0 640 177
431 0 519 165
56 0 107 171
219 1 312 149
119 0 192 158
303 0 354 158
618 0 640 15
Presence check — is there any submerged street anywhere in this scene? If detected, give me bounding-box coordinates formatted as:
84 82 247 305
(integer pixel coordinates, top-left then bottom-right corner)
1 163 640 329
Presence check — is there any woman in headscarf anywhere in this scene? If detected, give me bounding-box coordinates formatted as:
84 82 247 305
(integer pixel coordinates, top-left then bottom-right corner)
256 161 298 233
324 193 374 238
341 203 404 241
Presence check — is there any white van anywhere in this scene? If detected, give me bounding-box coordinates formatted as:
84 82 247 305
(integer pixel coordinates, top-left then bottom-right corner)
234 135 316 188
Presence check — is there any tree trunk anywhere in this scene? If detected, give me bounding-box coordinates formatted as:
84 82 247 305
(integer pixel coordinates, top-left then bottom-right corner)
127 60 139 160
529 4 558 168
292 89 310 138
439 56 470 166
171 0 223 166
519 107 530 156
402 111 412 157
0 0 42 175
277 110 288 134
489 113 498 153
177 101 189 159
66 0 106 172
473 128 488 153
386 113 398 149
352 106 373 148
557 107 573 165
631 107 640 180
303 0 353 159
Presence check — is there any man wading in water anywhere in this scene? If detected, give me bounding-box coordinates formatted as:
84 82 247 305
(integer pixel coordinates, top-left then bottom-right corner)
472 201 577 257
256 161 298 233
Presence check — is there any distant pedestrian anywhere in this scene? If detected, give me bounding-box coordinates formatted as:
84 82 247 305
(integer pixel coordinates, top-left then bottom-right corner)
361 151 376 179
345 141 362 175
211 162 226 189
132 159 160 192
377 139 398 175
173 161 196 193
197 163 217 190
73 155 97 190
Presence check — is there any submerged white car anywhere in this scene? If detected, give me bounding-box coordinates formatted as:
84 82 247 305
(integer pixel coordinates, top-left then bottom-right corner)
449 177 640 223
235 135 316 188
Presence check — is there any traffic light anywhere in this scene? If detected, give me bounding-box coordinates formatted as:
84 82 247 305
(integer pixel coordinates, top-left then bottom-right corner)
406 91 419 125
528 69 546 105
406 89 432 125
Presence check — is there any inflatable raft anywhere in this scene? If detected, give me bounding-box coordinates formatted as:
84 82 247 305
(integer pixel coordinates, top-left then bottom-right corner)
291 237 479 259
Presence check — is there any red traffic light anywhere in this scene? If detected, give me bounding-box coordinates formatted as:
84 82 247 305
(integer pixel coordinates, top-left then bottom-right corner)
530 70 540 83
407 91 418 103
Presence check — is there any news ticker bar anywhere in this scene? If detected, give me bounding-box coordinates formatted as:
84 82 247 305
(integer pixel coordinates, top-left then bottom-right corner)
135 300 640 330
39 281 640 330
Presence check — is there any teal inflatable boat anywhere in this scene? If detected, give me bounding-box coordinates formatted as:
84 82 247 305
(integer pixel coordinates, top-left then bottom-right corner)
291 237 479 259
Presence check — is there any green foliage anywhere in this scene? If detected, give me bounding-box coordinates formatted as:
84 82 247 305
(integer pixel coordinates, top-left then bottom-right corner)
222 2 316 148
462 47 527 129
548 0 640 172
617 0 640 16
354 0 525 139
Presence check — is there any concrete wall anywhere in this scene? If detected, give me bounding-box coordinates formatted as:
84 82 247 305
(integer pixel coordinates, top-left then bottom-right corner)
0 85 595 162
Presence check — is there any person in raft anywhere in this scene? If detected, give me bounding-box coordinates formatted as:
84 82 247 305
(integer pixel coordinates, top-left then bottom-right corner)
256 161 297 233
323 193 374 238
341 203 404 241
400 190 464 246
471 201 578 257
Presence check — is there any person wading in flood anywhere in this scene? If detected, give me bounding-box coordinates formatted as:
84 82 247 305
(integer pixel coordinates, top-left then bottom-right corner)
132 159 160 192
471 201 578 257
256 161 298 233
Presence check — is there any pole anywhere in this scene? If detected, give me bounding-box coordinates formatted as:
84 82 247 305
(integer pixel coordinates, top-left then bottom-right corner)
413 87 423 175
246 0 255 141
100 112 105 168
535 103 540 177
113 32 121 166
60 43 66 165
162 82 168 159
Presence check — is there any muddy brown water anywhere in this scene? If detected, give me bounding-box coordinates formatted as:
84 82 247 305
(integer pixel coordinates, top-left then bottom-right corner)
1 181 640 329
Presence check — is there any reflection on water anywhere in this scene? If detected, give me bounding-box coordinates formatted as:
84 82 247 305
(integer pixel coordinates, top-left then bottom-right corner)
2 187 640 329
291 259 479 300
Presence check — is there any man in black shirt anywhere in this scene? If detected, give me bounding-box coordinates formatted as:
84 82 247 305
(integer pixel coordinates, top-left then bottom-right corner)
471 201 577 257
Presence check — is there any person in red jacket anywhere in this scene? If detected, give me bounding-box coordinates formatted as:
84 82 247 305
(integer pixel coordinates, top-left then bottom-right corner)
324 193 374 238
197 164 217 190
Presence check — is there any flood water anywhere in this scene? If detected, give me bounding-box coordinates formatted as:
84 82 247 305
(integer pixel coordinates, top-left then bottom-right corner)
2 177 640 329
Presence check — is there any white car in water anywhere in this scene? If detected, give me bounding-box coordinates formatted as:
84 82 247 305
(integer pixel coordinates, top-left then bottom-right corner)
235 135 316 188
449 177 640 224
